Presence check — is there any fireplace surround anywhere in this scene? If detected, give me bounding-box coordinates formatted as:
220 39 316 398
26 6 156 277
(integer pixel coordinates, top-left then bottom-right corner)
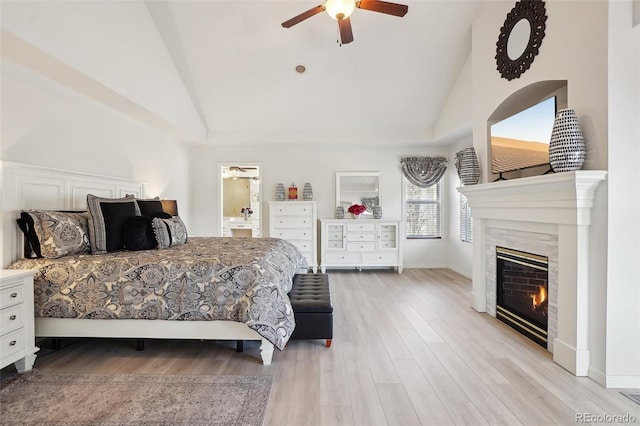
458 171 606 376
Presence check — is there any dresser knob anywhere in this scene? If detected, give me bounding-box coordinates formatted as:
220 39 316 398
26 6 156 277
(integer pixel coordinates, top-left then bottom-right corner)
10 293 18 298
9 341 17 346
9 315 16 320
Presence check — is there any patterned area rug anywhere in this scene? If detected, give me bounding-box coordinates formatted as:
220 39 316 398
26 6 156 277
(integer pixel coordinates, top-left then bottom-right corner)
0 370 272 425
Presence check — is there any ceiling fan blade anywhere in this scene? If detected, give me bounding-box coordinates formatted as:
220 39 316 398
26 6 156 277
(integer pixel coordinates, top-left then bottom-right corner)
281 5 325 28
357 0 408 17
338 17 354 44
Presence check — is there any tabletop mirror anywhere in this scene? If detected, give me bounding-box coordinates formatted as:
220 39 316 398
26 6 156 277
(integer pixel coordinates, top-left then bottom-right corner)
336 172 381 218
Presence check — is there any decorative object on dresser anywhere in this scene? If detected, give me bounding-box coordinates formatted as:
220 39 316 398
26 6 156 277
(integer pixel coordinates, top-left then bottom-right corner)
0 270 38 372
302 182 313 200
275 183 286 201
548 108 586 172
335 206 345 219
320 219 403 273
455 147 480 185
288 182 298 200
495 0 547 81
269 201 318 272
372 206 383 219
347 203 366 219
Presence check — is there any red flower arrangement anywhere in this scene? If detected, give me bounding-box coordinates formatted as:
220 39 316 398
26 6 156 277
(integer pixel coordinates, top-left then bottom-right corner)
347 204 366 216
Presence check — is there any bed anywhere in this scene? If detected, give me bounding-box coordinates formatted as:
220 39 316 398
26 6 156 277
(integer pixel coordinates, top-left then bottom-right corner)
2 162 306 365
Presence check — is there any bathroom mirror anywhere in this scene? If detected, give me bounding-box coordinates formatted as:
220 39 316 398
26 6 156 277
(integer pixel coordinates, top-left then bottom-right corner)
336 172 381 217
219 163 261 237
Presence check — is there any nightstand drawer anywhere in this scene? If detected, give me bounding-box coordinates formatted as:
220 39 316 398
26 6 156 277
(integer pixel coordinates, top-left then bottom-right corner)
0 304 24 335
0 285 24 309
0 328 24 361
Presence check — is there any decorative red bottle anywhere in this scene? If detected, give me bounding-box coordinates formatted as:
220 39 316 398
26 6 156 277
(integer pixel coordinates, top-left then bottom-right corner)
288 183 298 200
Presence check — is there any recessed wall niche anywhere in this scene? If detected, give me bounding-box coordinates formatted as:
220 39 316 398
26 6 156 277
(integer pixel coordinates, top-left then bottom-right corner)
487 80 568 181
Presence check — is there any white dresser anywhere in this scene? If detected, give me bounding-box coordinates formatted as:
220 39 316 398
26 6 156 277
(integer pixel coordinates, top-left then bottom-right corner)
1 270 39 372
269 201 317 272
320 219 403 273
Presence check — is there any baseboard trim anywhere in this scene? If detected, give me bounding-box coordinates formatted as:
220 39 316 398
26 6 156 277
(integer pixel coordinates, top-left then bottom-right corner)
605 375 640 389
588 367 606 386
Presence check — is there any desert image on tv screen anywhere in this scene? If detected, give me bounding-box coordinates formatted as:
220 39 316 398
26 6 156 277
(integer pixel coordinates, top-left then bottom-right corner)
491 97 556 174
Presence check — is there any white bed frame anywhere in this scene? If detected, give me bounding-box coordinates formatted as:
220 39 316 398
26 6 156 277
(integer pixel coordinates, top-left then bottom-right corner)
1 161 274 365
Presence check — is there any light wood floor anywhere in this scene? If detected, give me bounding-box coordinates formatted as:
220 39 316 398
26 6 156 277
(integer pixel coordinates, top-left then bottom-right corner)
8 269 640 425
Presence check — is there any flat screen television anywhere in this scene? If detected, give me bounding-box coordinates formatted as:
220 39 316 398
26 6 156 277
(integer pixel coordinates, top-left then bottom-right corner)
490 96 557 177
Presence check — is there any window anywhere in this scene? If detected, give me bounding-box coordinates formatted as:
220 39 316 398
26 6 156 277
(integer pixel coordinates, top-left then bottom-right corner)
403 177 441 239
460 193 473 243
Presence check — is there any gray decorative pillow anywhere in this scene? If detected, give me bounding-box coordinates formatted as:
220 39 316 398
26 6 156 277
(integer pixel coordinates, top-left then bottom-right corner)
86 194 140 254
152 216 188 249
23 210 90 258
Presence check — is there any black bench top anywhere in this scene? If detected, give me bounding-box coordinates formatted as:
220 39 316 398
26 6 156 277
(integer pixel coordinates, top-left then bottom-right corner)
288 273 333 313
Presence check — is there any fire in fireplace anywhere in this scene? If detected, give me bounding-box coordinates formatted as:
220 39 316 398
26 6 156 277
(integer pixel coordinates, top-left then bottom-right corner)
496 247 549 348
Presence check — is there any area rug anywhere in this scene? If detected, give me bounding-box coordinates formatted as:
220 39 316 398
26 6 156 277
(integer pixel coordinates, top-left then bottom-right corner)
621 392 640 406
0 370 272 425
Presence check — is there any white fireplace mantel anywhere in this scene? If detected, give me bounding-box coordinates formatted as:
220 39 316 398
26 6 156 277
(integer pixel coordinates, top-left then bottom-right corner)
458 170 607 376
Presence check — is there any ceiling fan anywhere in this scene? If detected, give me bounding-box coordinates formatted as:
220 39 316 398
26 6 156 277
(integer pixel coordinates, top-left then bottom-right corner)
281 0 408 45
229 166 257 173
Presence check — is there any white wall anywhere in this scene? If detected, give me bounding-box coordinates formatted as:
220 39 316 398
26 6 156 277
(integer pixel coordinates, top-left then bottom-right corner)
446 138 474 279
606 0 640 388
0 60 192 225
189 143 452 269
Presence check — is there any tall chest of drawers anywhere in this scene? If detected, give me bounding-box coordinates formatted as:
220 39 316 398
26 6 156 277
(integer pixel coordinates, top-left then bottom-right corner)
320 219 403 273
268 201 317 272
0 270 38 372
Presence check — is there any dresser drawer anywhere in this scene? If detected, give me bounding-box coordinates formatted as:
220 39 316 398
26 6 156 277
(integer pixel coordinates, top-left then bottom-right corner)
379 240 397 249
379 224 397 233
0 328 24 362
379 231 396 241
272 204 313 216
272 217 312 229
290 240 313 252
0 285 24 309
0 304 24 335
347 242 376 252
362 252 398 264
326 240 345 249
325 252 361 264
347 232 376 242
272 229 313 240
347 223 375 232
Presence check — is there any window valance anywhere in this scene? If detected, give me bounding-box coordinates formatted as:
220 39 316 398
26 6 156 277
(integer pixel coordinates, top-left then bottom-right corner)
400 157 447 188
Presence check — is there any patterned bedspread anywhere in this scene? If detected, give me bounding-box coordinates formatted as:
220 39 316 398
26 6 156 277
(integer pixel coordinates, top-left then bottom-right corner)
8 237 308 350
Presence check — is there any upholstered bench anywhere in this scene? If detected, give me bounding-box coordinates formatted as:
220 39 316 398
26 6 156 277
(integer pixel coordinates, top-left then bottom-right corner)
288 273 333 347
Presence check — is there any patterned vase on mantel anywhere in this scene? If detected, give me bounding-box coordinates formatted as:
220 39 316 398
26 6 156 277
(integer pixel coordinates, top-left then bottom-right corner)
549 108 585 172
455 147 480 185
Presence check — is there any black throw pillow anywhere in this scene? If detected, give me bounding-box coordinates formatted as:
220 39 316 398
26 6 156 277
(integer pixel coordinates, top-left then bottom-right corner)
136 199 165 217
99 202 139 252
122 216 157 251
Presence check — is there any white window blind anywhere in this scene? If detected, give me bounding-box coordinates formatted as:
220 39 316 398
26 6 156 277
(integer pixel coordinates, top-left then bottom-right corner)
460 193 473 243
403 177 441 239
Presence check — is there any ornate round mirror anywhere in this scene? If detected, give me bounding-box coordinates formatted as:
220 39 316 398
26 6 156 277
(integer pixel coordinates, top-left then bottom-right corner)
495 0 547 81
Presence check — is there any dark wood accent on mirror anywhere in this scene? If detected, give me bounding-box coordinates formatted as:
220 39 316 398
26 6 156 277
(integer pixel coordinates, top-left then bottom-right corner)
495 0 547 81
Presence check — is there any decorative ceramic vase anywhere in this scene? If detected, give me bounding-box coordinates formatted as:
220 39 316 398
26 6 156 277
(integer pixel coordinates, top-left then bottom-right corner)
373 206 382 219
455 147 480 185
352 214 361 220
275 183 286 201
303 183 313 200
335 206 344 219
549 108 585 172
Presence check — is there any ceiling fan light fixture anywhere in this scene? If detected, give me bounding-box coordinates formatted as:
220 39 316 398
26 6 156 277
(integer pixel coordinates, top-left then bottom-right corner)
325 0 356 20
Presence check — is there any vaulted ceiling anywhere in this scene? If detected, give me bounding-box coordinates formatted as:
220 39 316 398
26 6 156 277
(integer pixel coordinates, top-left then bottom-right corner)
146 0 479 146
1 1 479 147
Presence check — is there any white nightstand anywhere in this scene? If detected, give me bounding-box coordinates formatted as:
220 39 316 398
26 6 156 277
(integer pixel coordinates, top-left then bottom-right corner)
1 270 39 372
